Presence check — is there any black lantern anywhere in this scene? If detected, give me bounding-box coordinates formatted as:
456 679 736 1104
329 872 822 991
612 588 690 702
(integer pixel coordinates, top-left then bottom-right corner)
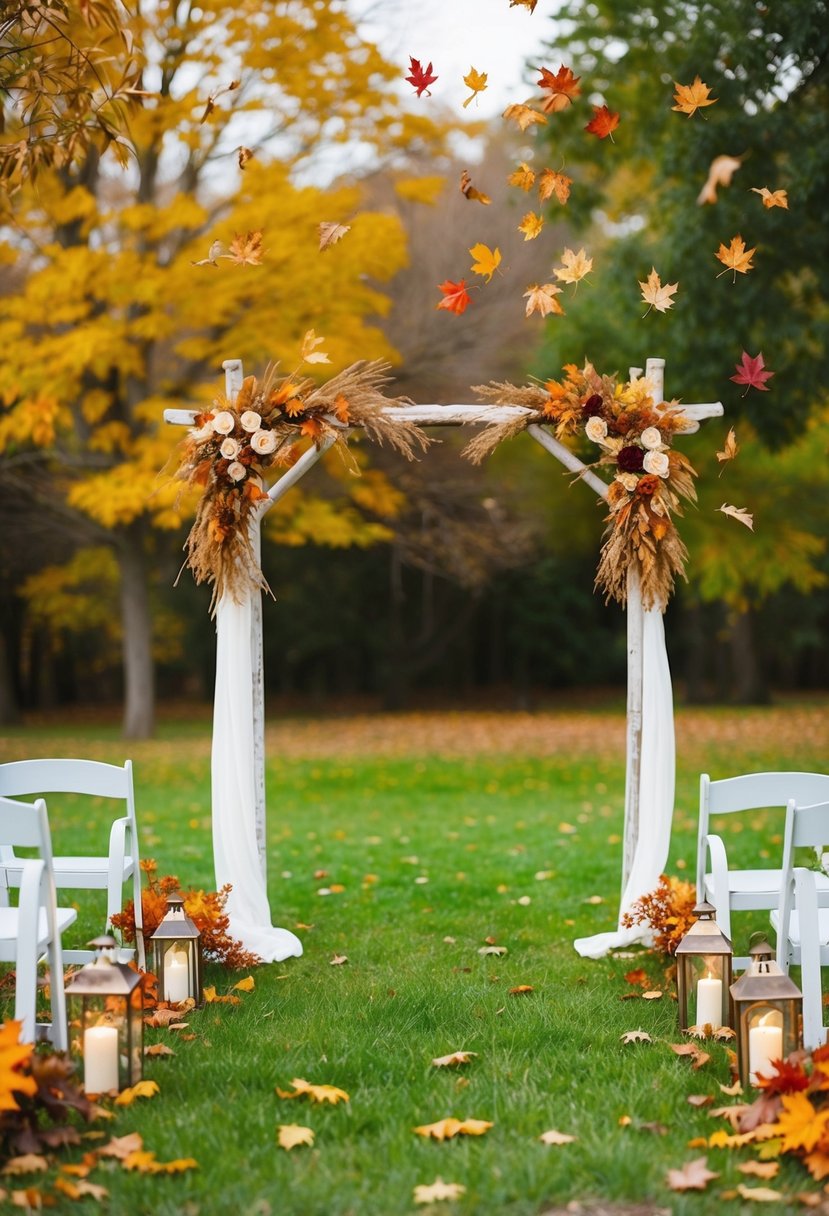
675 901 734 1032
65 935 143 1094
151 893 202 1006
730 938 803 1088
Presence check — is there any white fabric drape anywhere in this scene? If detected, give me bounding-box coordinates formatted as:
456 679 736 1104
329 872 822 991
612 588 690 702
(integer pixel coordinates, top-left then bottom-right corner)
574 607 675 958
212 594 302 962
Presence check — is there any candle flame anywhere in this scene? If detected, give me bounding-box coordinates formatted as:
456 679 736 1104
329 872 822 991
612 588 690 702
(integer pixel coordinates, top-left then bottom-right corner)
759 1012 774 1027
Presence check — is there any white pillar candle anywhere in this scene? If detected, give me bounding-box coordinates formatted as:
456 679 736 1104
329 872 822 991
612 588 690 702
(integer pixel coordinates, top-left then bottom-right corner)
83 1025 119 1094
164 948 190 1003
749 1015 783 1083
695 974 723 1030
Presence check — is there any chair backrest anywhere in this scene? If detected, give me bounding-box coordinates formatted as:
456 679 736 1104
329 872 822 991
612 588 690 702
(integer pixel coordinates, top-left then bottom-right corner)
0 794 54 859
703 772 829 818
0 759 133 803
776 799 829 967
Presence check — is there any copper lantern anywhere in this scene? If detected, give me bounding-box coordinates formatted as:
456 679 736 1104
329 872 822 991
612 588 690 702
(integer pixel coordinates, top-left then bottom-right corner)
150 893 202 1006
65 935 143 1094
675 901 733 1032
730 938 802 1088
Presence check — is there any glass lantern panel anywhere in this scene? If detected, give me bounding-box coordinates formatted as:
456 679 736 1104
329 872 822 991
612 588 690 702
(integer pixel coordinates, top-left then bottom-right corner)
75 999 123 1094
161 941 193 1003
747 1005 784 1084
686 955 729 1028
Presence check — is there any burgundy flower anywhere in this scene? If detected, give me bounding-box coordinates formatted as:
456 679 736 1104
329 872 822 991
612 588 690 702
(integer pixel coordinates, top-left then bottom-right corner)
581 392 604 418
617 445 645 473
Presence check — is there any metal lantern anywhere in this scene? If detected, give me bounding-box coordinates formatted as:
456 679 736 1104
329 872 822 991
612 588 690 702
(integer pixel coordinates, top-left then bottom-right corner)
730 937 803 1089
65 934 143 1094
675 901 734 1032
151 893 202 1006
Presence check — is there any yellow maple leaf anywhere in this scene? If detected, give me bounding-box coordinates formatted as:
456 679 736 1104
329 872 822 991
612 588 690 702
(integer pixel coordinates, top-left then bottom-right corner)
414 1117 463 1141
277 1124 315 1151
553 247 593 285
639 267 679 315
537 168 572 204
518 212 544 241
203 985 241 1005
507 162 535 191
114 1079 160 1106
672 76 718 116
462 67 488 108
276 1077 350 1105
53 1176 109 1201
468 243 501 283
414 1179 466 1204
502 103 547 131
751 186 788 209
715 234 756 279
776 1092 829 1153
0 1022 36 1114
523 283 564 318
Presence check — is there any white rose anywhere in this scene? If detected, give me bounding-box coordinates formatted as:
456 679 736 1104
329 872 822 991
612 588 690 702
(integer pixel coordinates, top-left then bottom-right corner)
640 426 663 450
240 410 262 433
643 449 670 478
615 472 639 492
250 428 277 455
584 416 608 443
220 437 240 459
226 460 247 482
190 423 213 442
211 410 235 436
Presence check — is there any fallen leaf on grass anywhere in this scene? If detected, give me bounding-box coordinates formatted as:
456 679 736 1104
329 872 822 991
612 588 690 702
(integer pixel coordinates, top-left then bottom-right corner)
432 1051 477 1068
666 1156 719 1192
642 990 663 1000
720 1080 743 1096
687 1094 714 1107
624 969 648 986
738 1161 780 1179
735 1183 784 1202
709 1104 751 1129
478 946 507 956
144 1008 185 1028
330 954 348 966
414 1117 492 1141
123 1150 198 1174
414 1178 466 1204
539 1129 577 1145
620 1030 652 1044
670 1043 711 1070
509 986 534 996
98 1133 143 1160
203 986 241 1005
2 1155 48 1176
114 1079 159 1106
144 1044 175 1058
276 1078 349 1105
53 1177 109 1201
277 1125 314 1151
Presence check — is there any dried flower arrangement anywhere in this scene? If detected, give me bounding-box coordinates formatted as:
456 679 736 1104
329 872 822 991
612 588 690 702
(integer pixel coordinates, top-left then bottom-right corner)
621 873 699 955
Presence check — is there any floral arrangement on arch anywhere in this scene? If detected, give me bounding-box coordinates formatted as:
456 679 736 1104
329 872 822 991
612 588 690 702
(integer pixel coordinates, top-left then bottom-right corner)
619 873 699 955
467 363 698 610
175 359 429 609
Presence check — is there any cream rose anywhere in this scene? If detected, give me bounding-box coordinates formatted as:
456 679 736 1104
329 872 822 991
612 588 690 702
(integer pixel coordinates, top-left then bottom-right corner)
240 410 262 433
643 449 670 478
211 410 235 436
585 416 608 443
220 437 240 459
226 460 246 482
191 422 214 442
251 428 277 455
615 472 639 492
640 426 663 450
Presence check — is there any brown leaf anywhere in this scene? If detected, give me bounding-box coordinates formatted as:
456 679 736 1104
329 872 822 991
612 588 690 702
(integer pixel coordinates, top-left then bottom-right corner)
459 169 491 205
53 1176 109 1201
144 1043 175 1057
237 146 254 170
330 954 348 966
318 222 351 251
509 985 534 996
666 1156 720 1192
537 168 572 204
716 427 739 471
624 968 648 986
670 1043 711 1070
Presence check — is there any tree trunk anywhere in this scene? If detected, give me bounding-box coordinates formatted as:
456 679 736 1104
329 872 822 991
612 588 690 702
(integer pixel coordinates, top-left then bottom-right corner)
0 630 20 725
729 607 769 705
117 526 155 739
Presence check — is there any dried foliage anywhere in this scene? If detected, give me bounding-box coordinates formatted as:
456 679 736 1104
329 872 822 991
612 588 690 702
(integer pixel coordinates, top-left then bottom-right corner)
110 860 261 969
0 1023 97 1160
731 1045 829 1182
621 874 698 955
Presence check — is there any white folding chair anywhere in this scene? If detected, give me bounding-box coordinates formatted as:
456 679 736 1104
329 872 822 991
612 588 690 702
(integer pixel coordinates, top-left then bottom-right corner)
0 760 145 967
0 794 76 1047
771 799 829 1050
696 771 829 966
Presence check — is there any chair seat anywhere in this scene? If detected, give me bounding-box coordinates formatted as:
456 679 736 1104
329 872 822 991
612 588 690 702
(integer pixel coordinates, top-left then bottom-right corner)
704 868 829 906
0 905 78 958
770 906 829 949
3 856 134 888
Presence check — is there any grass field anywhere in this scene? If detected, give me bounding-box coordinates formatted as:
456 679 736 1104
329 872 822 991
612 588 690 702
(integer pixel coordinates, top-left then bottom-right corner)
1 699 828 1215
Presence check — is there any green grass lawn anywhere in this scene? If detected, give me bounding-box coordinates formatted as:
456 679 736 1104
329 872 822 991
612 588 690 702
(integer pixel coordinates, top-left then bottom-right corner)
1 700 828 1215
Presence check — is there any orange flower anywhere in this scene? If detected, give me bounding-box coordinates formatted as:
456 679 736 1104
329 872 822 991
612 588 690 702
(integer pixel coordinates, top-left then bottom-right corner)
636 474 661 497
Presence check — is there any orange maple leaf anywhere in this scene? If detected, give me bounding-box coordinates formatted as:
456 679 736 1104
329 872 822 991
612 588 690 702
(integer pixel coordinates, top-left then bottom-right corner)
776 1092 829 1153
715 234 756 279
537 64 581 113
0 1021 37 1113
672 76 718 117
436 279 472 315
751 186 788 209
502 102 547 131
459 169 491 204
585 104 620 140
537 168 572 204
507 162 535 191
331 393 350 424
223 230 264 267
518 212 544 241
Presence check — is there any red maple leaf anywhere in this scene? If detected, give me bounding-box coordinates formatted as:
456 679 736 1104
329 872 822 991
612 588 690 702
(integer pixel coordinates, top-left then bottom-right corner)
730 350 774 395
754 1057 810 1095
585 104 620 140
436 279 472 315
537 64 581 112
405 56 438 97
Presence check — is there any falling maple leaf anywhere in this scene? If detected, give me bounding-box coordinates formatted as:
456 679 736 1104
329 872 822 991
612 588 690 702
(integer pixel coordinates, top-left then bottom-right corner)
716 427 739 471
537 64 581 112
191 238 224 267
469 243 501 282
300 329 330 365
200 79 239 123
554 247 593 285
730 350 774 394
237 146 254 170
406 57 438 97
537 168 572 204
318 221 351 251
539 1128 577 1144
518 212 544 240
620 1030 652 1043
459 169 491 204
666 1157 720 1192
509 0 538 11
502 102 547 131
524 283 564 318
718 503 754 530
432 1051 478 1068
224 230 264 267
436 279 472 315
639 267 678 315
697 154 743 204
508 162 535 191
715 234 756 279
462 67 488 108
585 104 620 140
277 1124 314 1151
114 1079 160 1106
751 186 788 209
414 1179 466 1204
276 1077 349 1105
672 76 718 117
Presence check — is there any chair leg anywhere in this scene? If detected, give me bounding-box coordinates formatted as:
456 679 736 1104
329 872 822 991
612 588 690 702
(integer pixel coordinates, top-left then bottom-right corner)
796 870 828 1051
14 861 45 1045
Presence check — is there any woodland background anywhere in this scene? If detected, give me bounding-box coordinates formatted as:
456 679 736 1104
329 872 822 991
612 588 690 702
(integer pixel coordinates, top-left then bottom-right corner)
0 0 827 739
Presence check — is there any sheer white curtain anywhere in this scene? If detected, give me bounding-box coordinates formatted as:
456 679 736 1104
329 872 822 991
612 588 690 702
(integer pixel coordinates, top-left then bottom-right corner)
212 594 302 962
574 607 675 958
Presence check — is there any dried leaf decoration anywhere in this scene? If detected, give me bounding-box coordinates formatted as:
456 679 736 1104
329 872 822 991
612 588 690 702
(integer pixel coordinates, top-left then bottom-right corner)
277 1124 314 1151
0 1022 37 1113
537 64 581 112
518 212 544 241
585 104 620 140
716 427 739 471
414 1179 466 1204
502 103 546 131
462 67 488 108
436 279 472 315
715 234 756 279
459 169 491 204
318 221 351 251
554 247 593 286
538 168 572 204
672 77 718 117
406 57 438 97
524 283 564 318
752 186 789 209
639 268 678 315
666 1157 720 1192
431 1051 478 1068
276 1077 350 1105
469 243 501 283
718 500 754 529
697 154 743 205
414 1117 492 1140
731 350 774 394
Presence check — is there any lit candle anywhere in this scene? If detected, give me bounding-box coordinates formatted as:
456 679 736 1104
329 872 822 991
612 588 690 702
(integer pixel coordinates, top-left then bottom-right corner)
749 1013 783 1083
83 1025 119 1094
695 972 723 1030
164 948 190 1003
